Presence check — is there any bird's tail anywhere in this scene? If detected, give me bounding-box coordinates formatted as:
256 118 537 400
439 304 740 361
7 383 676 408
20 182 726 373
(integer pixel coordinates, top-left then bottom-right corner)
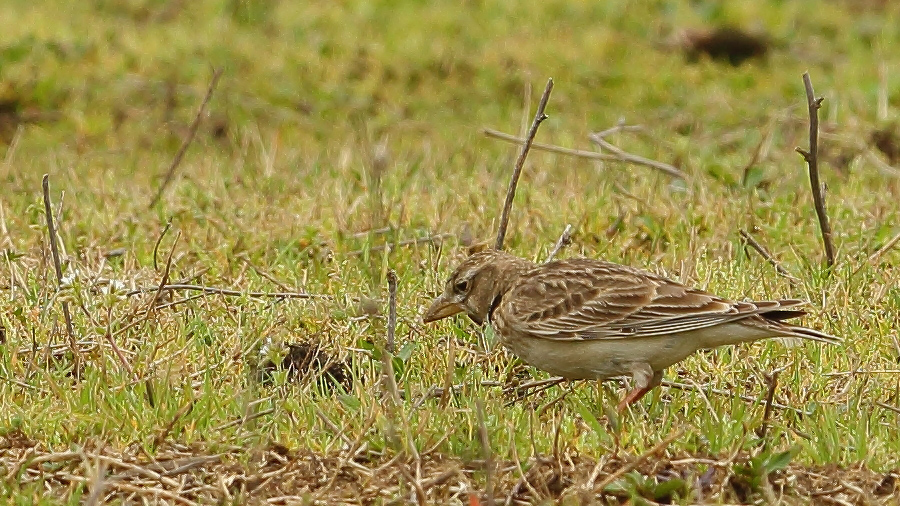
781 324 842 345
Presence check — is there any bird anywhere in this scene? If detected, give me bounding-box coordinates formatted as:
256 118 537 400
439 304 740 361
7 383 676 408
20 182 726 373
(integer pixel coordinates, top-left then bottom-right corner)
422 248 839 411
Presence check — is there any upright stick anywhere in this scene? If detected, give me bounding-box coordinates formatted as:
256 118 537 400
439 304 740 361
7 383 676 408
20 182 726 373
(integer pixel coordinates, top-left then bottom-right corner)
796 72 835 268
42 175 78 369
495 78 554 250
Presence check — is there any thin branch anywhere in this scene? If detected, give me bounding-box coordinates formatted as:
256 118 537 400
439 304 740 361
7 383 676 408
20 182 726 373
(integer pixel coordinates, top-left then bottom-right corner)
41 175 78 370
661 380 808 415
739 229 799 282
758 370 780 449
149 68 223 208
865 229 900 267
545 224 573 263
152 219 172 271
795 72 835 268
588 429 684 493
386 270 398 354
589 131 686 180
484 128 687 180
125 284 324 299
592 121 644 139
475 399 494 506
495 78 554 250
348 233 452 256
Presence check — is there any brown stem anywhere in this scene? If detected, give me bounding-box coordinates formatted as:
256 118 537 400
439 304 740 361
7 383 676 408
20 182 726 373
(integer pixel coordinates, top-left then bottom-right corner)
795 72 835 268
149 68 223 209
386 269 398 354
41 174 78 373
495 78 554 250
739 229 799 282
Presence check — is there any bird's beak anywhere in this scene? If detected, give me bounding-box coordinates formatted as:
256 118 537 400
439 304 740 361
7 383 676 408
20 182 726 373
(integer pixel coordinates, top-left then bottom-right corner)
422 295 464 323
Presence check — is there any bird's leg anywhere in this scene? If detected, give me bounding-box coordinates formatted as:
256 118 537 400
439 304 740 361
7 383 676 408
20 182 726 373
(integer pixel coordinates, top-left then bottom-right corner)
617 365 663 412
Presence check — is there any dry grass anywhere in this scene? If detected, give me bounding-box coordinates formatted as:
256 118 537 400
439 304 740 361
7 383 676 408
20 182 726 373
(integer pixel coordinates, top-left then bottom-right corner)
2 0 900 503
3 431 897 504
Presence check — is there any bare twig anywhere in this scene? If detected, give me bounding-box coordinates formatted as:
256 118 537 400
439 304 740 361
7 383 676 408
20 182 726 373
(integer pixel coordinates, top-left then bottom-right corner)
739 229 799 282
795 72 835 268
438 336 457 409
495 78 554 250
661 380 808 415
125 284 323 299
484 128 688 180
588 131 686 180
152 219 173 271
153 399 196 448
152 231 180 309
213 408 275 431
149 68 223 208
759 370 780 449
386 270 398 354
865 229 900 267
42 175 78 370
545 224 573 263
588 429 684 493
348 233 452 256
876 401 900 415
475 399 494 506
592 122 644 139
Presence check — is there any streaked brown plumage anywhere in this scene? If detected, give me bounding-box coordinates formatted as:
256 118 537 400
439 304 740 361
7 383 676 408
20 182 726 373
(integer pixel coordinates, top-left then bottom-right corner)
423 249 839 411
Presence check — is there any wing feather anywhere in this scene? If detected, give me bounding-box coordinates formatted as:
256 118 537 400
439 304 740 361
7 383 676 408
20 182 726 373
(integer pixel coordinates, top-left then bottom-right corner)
495 258 807 341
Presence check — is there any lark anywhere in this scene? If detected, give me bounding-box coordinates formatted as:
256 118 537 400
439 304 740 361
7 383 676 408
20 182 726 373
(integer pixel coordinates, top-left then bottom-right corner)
423 249 839 411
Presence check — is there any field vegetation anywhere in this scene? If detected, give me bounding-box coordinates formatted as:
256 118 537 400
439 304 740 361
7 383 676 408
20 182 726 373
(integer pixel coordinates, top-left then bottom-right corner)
1 0 899 503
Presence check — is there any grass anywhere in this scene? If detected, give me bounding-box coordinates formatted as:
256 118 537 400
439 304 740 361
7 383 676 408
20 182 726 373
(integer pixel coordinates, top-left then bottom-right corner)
1 0 900 503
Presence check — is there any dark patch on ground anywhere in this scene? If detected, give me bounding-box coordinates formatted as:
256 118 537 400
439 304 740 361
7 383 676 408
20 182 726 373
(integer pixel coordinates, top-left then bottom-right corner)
871 124 900 165
258 342 353 392
681 27 770 66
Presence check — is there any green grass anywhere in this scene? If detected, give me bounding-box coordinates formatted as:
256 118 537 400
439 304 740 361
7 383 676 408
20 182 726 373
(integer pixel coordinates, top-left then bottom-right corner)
2 0 900 503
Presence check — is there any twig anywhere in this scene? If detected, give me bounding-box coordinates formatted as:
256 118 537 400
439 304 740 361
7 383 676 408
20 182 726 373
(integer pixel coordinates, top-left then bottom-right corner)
152 231 180 309
386 270 398 354
795 72 836 268
876 402 900 415
864 229 900 268
438 335 457 409
125 284 323 299
661 380 809 415
545 224 573 263
149 68 223 208
484 128 688 180
152 220 172 271
213 408 275 431
475 399 494 506
739 229 799 282
592 122 644 139
348 233 452 256
153 399 196 448
758 370 780 449
495 78 554 250
588 131 686 180
589 429 684 492
41 175 78 371
503 376 567 406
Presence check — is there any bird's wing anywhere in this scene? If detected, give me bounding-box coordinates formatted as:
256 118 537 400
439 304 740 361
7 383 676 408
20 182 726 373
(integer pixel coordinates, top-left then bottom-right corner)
496 259 806 341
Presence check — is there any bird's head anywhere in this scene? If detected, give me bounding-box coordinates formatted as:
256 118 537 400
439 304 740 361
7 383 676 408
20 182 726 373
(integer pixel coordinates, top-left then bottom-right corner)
423 249 533 325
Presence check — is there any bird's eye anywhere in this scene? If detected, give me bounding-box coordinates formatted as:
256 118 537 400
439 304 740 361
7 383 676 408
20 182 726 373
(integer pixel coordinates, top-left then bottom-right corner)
454 279 470 293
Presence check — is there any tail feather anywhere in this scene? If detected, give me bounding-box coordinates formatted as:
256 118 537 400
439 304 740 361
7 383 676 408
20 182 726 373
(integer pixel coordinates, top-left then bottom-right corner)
782 324 842 345
754 299 840 345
